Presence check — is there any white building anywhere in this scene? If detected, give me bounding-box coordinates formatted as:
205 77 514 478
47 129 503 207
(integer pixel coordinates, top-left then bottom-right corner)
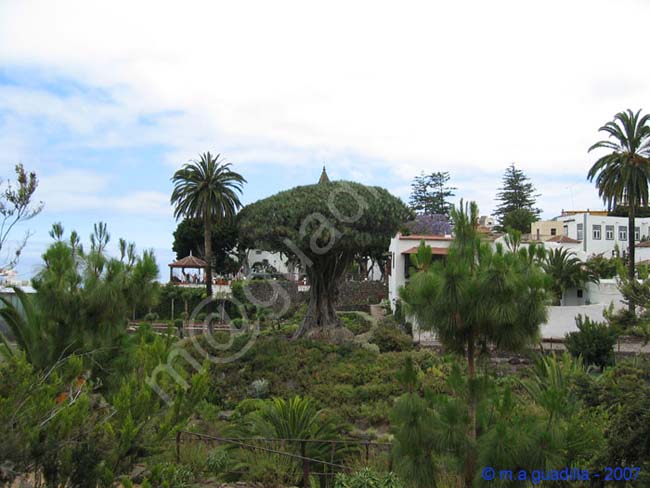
387 233 453 309
532 210 650 259
389 231 600 312
246 249 300 278
478 215 496 229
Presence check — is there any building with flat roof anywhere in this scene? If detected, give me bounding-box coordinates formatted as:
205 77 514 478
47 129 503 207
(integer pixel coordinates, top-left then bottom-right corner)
531 210 650 258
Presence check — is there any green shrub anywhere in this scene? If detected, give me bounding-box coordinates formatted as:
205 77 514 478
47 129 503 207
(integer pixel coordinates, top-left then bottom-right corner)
393 300 405 323
339 313 373 335
335 468 404 487
565 315 618 371
148 463 195 488
143 312 159 322
206 447 230 476
370 326 413 353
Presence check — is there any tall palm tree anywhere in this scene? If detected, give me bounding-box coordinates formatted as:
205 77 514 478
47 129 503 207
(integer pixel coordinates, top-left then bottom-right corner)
171 153 246 301
588 109 650 314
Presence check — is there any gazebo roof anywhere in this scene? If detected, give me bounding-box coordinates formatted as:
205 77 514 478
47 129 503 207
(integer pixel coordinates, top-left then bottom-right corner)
168 254 208 268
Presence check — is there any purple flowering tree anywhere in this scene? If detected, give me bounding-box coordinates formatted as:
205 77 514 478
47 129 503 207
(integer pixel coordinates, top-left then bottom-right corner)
402 213 452 235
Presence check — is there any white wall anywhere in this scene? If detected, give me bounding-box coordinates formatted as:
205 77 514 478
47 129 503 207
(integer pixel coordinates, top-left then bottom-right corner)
542 303 618 339
388 233 453 310
246 250 293 275
636 246 650 263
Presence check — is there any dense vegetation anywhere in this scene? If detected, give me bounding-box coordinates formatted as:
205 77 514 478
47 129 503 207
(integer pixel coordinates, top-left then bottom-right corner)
5 131 650 487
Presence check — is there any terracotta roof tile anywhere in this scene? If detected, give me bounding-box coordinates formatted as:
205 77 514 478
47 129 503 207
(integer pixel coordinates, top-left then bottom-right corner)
168 255 208 268
402 246 449 255
546 235 581 244
398 234 453 241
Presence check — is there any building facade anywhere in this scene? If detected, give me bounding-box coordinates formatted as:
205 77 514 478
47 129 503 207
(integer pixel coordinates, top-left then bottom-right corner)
531 210 650 258
387 233 453 309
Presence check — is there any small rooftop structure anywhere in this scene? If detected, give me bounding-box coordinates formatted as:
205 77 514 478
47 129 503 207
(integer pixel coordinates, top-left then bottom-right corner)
168 252 208 284
168 254 208 268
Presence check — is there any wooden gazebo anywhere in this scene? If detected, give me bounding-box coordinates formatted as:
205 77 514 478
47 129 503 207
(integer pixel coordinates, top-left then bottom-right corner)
168 252 208 284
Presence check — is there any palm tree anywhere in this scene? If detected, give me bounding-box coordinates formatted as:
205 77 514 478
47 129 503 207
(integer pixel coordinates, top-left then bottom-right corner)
543 248 598 305
171 153 246 301
234 396 347 485
588 109 650 314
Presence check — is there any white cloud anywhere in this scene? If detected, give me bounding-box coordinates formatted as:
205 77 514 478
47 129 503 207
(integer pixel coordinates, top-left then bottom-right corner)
36 169 171 217
2 0 649 181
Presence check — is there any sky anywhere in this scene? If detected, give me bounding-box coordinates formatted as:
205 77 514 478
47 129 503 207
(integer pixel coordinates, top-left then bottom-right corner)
1 0 649 279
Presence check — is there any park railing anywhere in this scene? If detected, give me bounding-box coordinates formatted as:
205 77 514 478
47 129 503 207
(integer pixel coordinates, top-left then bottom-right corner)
175 430 392 487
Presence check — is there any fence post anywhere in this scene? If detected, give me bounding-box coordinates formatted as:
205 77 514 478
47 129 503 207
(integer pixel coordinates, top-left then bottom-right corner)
301 440 310 487
365 441 370 463
330 440 337 483
176 431 181 463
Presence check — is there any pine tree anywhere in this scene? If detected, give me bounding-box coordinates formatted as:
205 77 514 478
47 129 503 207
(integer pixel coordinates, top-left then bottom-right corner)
409 171 456 216
399 201 549 487
494 163 541 231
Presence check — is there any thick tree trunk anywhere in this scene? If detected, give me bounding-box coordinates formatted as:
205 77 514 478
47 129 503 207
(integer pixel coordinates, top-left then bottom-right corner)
465 339 477 488
204 215 214 330
628 207 636 316
293 253 352 340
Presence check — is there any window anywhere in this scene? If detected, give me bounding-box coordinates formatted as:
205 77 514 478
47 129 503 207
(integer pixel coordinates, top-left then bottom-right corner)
577 223 584 240
563 225 569 236
619 226 627 241
550 228 557 236
577 289 583 298
593 225 601 240
605 225 614 240
635 227 641 241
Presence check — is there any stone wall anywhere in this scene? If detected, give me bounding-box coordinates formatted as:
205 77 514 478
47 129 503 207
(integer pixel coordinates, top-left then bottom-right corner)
236 280 304 314
337 281 388 310
236 279 388 314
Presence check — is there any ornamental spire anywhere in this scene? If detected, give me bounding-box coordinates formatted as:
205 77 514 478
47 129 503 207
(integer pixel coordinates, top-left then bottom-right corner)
318 165 330 184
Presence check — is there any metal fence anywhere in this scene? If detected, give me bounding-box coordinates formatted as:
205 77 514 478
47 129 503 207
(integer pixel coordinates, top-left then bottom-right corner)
175 431 392 487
